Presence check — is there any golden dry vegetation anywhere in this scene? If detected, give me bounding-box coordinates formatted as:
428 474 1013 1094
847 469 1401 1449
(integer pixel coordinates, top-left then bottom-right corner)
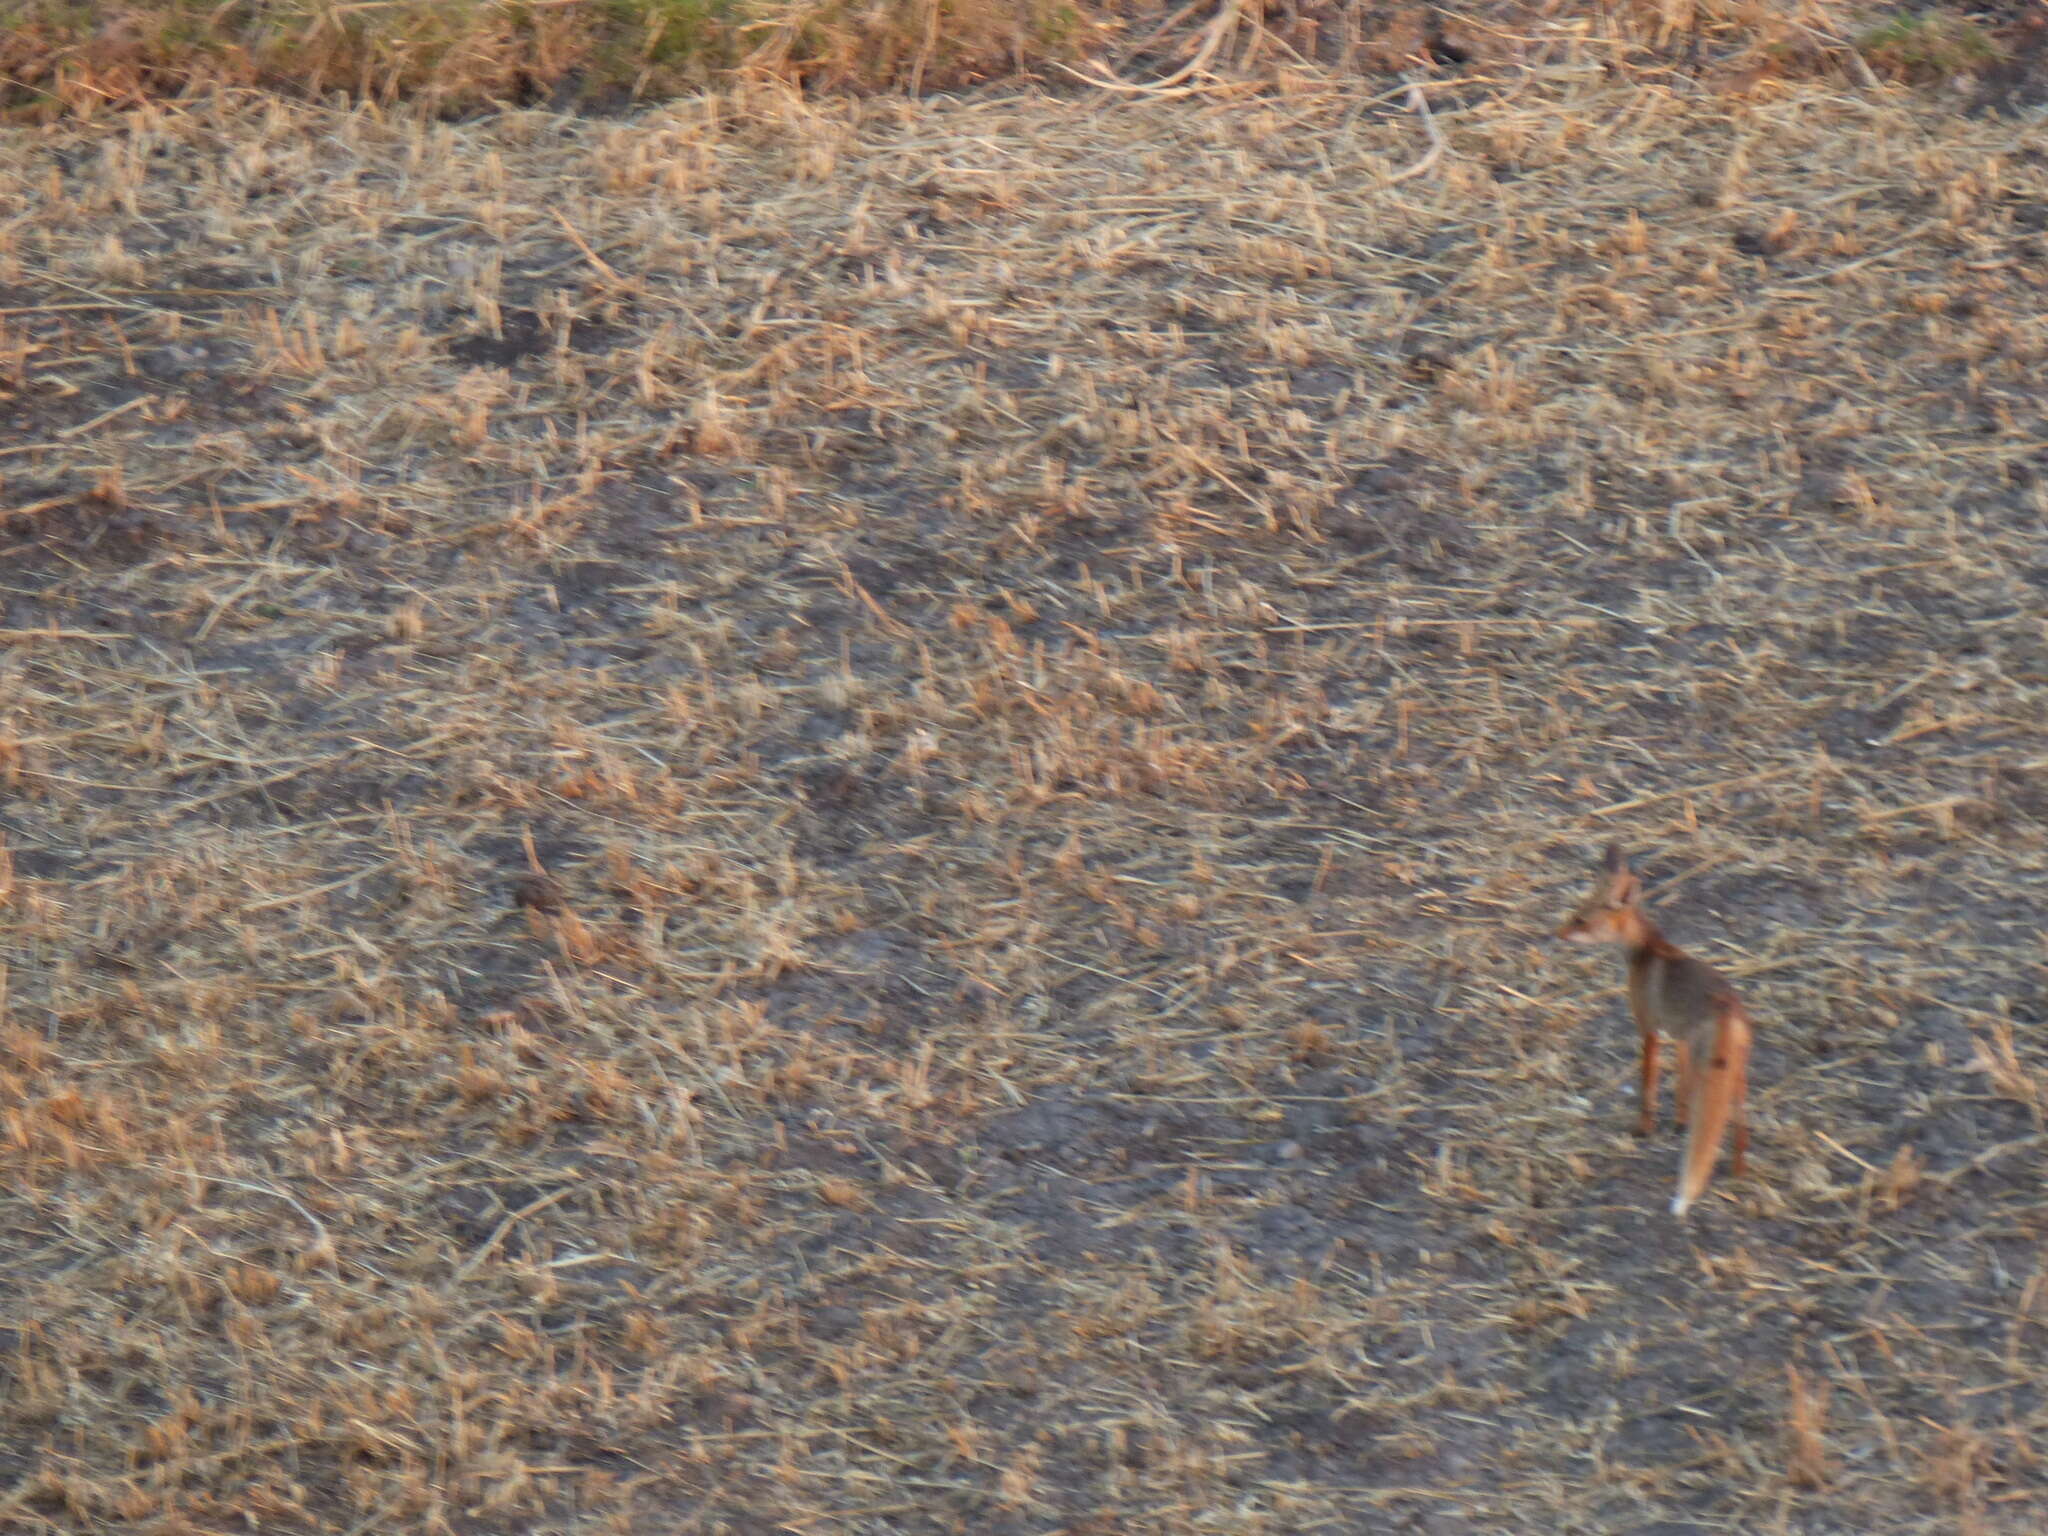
3 45 2048 1536
4 0 2035 117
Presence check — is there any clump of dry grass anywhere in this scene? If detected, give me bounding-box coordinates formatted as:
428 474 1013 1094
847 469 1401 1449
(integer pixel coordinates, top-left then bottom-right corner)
2 57 2048 1536
1784 1361 1834 1488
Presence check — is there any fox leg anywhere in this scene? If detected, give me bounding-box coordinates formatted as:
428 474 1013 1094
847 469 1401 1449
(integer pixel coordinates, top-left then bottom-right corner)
1637 1028 1661 1137
1673 1039 1694 1128
1672 1009 1753 1216
1730 1049 1750 1178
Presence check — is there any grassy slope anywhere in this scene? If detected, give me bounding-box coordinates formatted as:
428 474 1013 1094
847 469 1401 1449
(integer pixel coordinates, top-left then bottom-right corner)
4 0 2025 119
6 0 1087 115
2 56 2048 1536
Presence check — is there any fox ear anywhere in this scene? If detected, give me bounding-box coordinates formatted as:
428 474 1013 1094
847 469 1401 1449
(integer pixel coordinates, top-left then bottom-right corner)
1601 843 1628 875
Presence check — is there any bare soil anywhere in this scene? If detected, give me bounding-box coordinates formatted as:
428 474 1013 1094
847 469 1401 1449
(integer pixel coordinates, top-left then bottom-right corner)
2 68 2047 1534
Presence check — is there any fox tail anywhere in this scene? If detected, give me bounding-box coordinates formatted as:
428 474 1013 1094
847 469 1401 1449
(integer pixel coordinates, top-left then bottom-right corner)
1671 1008 1752 1216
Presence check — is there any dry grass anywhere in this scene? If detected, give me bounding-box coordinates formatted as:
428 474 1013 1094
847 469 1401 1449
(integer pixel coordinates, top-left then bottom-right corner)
5 0 2040 119
1 0 1093 116
3 55 2048 1536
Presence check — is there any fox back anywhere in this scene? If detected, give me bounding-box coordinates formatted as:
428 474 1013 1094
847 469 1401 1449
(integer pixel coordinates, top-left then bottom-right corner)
1629 945 1741 1049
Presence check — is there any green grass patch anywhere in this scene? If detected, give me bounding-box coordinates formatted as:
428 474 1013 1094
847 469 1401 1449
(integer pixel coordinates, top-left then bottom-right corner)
1855 8 2000 82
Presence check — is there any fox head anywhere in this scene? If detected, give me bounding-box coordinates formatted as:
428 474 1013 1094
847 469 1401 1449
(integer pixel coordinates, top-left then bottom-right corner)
1557 844 1644 944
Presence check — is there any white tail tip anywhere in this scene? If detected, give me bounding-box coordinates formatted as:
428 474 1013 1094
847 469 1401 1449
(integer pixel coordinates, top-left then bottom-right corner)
1670 1193 1692 1217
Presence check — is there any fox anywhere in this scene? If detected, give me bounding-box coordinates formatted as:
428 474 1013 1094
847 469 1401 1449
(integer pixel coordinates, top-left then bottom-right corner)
1557 844 1754 1216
